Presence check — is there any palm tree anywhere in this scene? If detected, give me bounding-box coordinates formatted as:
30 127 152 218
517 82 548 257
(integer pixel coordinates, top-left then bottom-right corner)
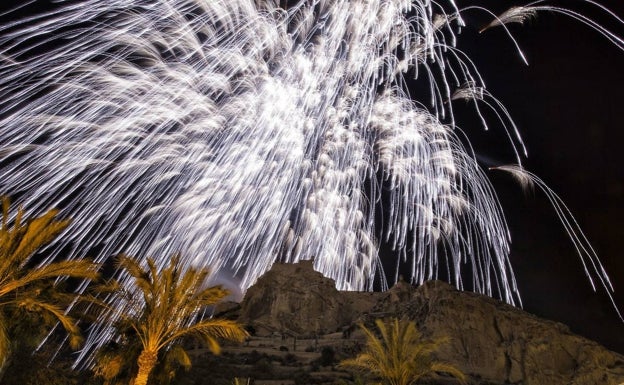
0 197 99 373
93 319 193 385
96 254 248 385
92 321 143 385
340 318 465 385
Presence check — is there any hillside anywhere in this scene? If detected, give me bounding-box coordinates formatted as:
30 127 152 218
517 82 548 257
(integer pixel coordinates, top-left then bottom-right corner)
199 260 624 385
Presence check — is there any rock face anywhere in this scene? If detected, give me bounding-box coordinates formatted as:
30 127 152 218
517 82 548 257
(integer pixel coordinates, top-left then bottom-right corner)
238 262 624 385
398 281 624 385
238 260 379 336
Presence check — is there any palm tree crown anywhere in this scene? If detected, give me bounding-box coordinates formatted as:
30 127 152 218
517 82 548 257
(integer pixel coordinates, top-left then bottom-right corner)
0 197 99 371
340 317 465 385
98 254 248 385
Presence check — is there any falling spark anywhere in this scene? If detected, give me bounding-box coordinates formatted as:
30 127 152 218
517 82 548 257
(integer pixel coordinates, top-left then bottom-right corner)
0 0 622 360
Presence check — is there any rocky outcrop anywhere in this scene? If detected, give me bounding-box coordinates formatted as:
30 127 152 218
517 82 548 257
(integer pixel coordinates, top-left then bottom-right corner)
238 262 624 385
397 281 624 385
238 260 379 336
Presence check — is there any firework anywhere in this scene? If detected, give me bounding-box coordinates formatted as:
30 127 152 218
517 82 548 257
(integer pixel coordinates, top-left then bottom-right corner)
0 0 621 357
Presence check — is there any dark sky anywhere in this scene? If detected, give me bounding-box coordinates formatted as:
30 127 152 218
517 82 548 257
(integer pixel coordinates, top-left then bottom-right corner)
1 0 623 354
444 0 624 353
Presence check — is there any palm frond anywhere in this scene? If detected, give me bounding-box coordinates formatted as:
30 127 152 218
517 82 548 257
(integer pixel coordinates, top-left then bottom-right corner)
165 345 192 371
430 362 466 384
164 318 248 351
116 255 149 283
116 255 153 302
340 318 464 385
14 298 83 349
101 253 248 385
93 350 125 382
195 285 230 306
0 199 102 371
0 259 99 297
0 199 70 279
0 197 9 230
11 209 70 264
0 314 9 371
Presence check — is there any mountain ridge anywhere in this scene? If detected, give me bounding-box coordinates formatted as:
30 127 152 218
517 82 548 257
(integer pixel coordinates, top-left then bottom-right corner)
230 259 624 385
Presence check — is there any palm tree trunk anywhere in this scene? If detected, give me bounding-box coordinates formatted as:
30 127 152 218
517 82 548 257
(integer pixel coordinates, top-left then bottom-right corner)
134 349 158 385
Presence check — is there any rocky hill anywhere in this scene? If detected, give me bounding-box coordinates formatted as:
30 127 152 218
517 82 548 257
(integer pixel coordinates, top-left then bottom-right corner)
224 260 624 385
237 260 385 337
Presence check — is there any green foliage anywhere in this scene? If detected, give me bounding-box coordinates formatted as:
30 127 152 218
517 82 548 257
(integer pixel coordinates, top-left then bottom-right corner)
1 338 93 385
292 368 313 385
318 346 336 366
0 197 100 373
92 322 143 385
173 350 248 385
335 374 367 385
251 357 274 378
340 318 466 385
282 352 298 365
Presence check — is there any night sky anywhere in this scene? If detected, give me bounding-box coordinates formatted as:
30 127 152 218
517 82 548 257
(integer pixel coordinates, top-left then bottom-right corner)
1 0 623 354
445 0 624 353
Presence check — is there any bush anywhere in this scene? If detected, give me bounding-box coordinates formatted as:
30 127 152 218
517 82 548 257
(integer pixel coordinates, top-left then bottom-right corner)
281 353 298 366
318 346 336 366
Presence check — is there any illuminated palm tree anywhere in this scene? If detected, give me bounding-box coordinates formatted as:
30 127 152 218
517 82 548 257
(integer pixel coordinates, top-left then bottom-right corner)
93 320 191 385
0 197 99 373
98 254 248 385
340 318 465 385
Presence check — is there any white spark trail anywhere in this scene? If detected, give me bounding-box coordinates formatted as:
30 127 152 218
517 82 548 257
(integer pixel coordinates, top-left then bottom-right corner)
0 0 621 361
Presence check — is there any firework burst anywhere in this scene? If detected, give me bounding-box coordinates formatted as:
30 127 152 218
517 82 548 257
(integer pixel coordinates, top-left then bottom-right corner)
0 0 622 357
